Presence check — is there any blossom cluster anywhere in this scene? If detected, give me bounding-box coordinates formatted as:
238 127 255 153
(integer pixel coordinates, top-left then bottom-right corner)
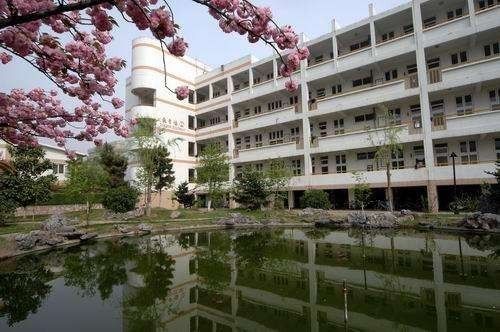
0 0 308 151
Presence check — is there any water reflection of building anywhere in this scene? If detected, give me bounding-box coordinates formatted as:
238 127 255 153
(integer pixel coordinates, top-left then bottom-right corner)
123 230 500 332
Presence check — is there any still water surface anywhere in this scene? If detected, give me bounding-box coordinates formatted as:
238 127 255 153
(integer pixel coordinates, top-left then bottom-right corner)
0 228 499 331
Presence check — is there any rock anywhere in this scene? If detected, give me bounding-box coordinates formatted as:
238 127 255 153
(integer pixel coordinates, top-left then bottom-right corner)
170 211 181 219
80 233 98 241
298 208 329 218
461 212 499 230
58 231 85 240
104 209 144 221
400 209 413 216
347 212 399 229
115 225 132 234
41 213 79 233
137 223 153 233
215 213 256 226
397 215 415 223
44 236 64 246
15 233 37 250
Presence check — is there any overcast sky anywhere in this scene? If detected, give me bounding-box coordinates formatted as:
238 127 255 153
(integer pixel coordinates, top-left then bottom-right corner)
1 0 408 153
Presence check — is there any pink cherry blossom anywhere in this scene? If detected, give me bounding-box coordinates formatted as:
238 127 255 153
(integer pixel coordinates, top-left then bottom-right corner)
175 86 190 100
285 79 298 92
167 38 188 57
0 52 12 64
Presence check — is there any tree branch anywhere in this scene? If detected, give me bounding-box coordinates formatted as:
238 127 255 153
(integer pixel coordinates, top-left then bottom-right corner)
0 0 112 29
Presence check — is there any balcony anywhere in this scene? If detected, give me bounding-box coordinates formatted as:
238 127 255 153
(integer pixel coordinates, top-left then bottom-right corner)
431 109 500 139
233 106 301 133
251 78 275 97
233 139 304 163
307 58 335 82
475 3 500 31
422 15 472 47
432 161 497 184
311 78 419 114
290 167 429 189
310 123 422 154
337 47 372 73
195 122 231 139
129 105 157 118
375 33 416 60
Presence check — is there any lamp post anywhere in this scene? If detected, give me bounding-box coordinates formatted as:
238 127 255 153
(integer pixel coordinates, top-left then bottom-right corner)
450 152 458 214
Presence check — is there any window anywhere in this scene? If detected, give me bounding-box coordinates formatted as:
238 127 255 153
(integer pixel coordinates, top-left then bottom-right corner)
354 113 375 124
255 134 263 147
478 0 500 11
266 72 274 80
188 90 195 104
188 142 195 157
414 145 425 167
392 150 405 169
291 159 302 176
427 58 440 69
331 84 342 95
403 24 414 34
489 88 500 109
381 31 395 42
333 119 345 135
235 137 241 150
316 88 326 98
353 76 372 87
456 95 473 116
253 76 261 85
289 95 299 105
318 122 328 137
269 130 284 145
495 138 500 161
209 116 221 126
244 108 250 117
447 8 464 20
315 55 324 63
188 169 195 183
254 106 262 115
484 42 500 57
451 51 468 65
320 156 329 174
385 69 398 81
290 127 300 142
460 141 478 164
357 152 375 160
235 166 243 178
267 100 282 111
407 64 417 74
423 16 436 28
335 154 347 173
244 136 251 149
410 104 422 129
52 164 65 174
188 115 195 130
255 163 264 172
434 143 449 166
234 111 241 120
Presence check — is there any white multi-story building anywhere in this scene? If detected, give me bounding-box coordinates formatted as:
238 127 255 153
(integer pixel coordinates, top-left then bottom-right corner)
125 0 500 212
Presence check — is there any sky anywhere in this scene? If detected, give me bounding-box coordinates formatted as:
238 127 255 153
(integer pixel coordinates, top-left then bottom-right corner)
1 0 408 153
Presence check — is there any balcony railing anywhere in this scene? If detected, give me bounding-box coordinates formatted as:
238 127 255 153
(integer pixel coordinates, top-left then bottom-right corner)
428 68 442 84
233 105 300 128
233 136 303 158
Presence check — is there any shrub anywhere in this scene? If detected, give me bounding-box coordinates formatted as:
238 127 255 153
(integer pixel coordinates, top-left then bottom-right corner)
233 167 269 210
300 190 331 210
174 182 195 208
352 182 372 210
102 185 140 213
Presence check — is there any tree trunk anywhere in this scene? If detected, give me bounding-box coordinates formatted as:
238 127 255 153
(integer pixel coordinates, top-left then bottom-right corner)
86 201 91 226
207 196 212 210
145 185 152 217
386 162 394 212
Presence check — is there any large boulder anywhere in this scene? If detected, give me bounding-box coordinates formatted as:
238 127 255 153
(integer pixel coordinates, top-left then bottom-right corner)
15 230 64 250
215 213 256 226
14 233 37 250
104 209 144 221
461 212 499 230
347 212 399 228
137 223 153 233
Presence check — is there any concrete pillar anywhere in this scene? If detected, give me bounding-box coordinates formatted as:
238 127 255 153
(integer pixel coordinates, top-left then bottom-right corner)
272 57 278 88
300 40 313 177
248 68 254 93
467 0 477 29
332 19 339 69
412 0 436 171
432 249 447 332
208 83 213 100
308 240 318 332
369 3 377 56
288 190 294 209
427 181 439 213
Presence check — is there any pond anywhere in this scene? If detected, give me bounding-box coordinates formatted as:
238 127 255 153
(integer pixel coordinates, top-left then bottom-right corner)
0 228 499 331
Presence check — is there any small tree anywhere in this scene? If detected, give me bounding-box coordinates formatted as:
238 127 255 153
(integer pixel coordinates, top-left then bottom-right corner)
233 167 269 210
133 117 178 216
174 182 195 208
351 172 372 211
369 109 403 212
195 143 229 210
65 159 108 224
266 159 292 209
0 146 56 220
300 190 331 210
98 143 128 188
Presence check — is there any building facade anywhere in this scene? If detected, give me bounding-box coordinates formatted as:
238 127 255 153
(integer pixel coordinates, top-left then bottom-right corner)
125 0 500 211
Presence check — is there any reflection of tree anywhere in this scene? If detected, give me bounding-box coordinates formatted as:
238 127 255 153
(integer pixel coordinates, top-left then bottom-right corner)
197 232 232 293
63 241 136 300
234 230 288 269
305 228 330 240
122 246 175 332
464 234 500 257
0 256 53 326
